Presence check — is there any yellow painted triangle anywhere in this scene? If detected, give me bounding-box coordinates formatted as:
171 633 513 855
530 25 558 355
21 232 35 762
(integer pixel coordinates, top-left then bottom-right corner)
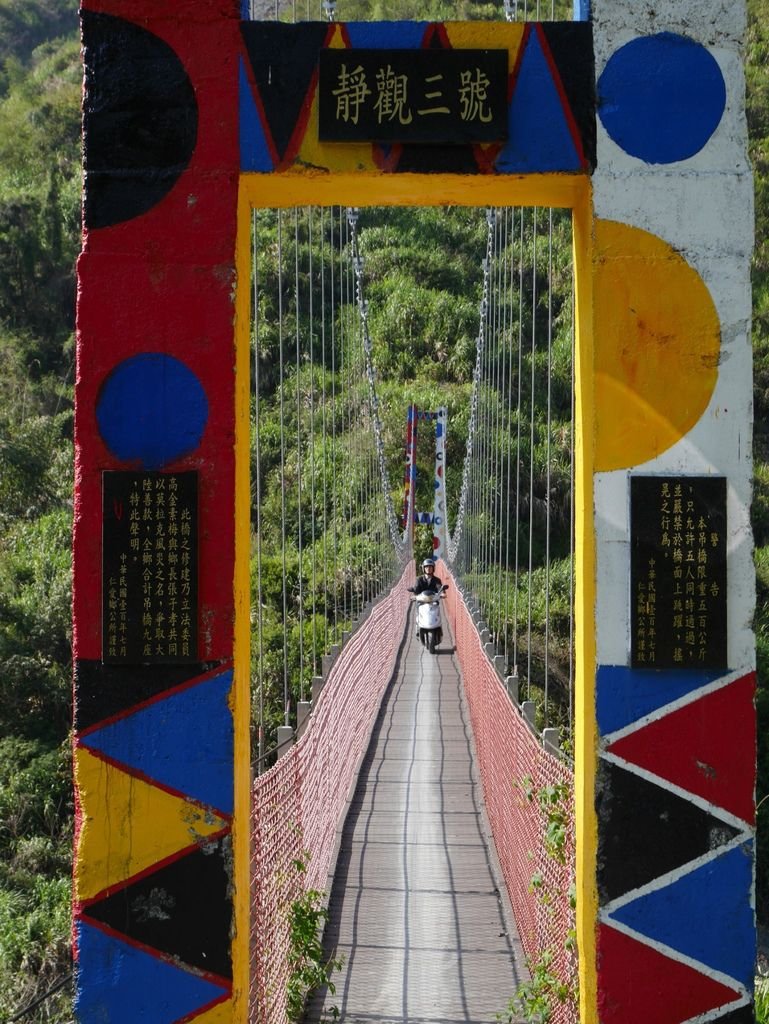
327 23 347 48
74 746 229 903
443 21 525 75
296 94 379 172
296 30 378 172
187 998 232 1023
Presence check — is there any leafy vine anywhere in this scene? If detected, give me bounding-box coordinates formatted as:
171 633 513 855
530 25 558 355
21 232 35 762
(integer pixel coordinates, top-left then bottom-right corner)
498 776 578 1024
285 853 344 1023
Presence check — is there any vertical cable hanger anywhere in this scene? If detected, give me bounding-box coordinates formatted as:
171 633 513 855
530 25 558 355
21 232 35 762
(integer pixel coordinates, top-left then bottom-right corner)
294 208 305 702
526 207 538 701
308 208 318 680
480 209 494 605
512 207 525 678
489 210 501 618
493 209 507 639
339 206 349 629
448 207 494 570
253 209 266 770
485 209 497 611
484 213 497 618
543 207 554 726
344 210 355 621
277 212 291 727
497 211 507 622
329 208 339 639
348 207 409 566
503 206 517 668
320 207 329 656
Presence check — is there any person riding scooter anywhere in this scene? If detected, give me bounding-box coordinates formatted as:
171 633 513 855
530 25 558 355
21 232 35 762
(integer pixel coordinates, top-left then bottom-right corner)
408 558 448 653
409 558 443 596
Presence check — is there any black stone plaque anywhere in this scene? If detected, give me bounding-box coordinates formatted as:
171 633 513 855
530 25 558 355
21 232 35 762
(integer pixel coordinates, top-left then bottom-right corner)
103 472 198 663
630 476 727 670
318 49 508 143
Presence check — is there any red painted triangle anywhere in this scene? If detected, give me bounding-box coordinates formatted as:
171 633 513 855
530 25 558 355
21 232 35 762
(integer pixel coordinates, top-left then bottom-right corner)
607 672 755 825
597 924 740 1024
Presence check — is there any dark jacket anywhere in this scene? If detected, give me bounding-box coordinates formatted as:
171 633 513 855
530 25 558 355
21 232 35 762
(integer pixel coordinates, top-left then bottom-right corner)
409 573 443 595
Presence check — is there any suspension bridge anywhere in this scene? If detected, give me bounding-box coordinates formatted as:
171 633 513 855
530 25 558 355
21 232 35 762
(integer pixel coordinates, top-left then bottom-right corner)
247 203 577 1022
72 2 755 1023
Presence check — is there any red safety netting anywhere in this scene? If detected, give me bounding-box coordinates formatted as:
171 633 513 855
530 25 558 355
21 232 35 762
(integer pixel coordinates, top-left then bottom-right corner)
440 562 578 1024
249 564 411 1024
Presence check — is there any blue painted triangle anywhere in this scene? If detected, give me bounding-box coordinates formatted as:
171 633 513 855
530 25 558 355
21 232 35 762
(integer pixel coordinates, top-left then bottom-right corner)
346 21 429 49
74 920 227 1024
239 56 274 172
83 669 234 815
497 27 581 173
608 842 755 988
597 664 727 738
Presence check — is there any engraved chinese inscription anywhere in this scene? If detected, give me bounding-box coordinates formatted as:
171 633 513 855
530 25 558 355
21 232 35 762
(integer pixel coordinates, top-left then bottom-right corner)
631 476 727 670
103 472 198 663
318 49 508 143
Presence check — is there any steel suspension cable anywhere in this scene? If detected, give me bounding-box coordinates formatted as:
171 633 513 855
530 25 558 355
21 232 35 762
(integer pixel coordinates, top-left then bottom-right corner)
503 206 517 667
320 207 329 656
330 209 339 639
308 208 318 678
347 208 410 561
489 210 503 618
494 209 508 636
278 211 290 727
489 222 500 616
252 209 266 769
526 208 538 701
336 207 347 630
497 211 509 632
485 215 498 619
294 208 305 701
250 203 409 763
499 206 510 654
512 207 525 677
544 207 554 724
345 212 359 620
447 208 495 565
479 238 491 609
342 209 355 622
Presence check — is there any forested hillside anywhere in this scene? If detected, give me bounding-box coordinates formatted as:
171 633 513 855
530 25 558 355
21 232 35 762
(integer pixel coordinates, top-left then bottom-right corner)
0 2 80 1019
746 0 769 953
0 1 767 1020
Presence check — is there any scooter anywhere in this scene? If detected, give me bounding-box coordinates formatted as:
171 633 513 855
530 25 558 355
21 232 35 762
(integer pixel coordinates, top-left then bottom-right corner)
414 585 448 654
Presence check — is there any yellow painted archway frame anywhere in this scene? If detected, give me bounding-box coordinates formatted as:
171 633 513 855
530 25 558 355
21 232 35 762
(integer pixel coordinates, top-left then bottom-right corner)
232 172 598 1021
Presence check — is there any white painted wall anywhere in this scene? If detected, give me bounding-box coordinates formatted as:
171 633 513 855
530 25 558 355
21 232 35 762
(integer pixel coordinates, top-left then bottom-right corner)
591 0 754 672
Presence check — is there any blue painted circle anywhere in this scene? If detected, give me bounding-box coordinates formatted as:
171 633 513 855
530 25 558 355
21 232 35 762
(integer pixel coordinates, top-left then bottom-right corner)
598 33 726 164
96 353 208 469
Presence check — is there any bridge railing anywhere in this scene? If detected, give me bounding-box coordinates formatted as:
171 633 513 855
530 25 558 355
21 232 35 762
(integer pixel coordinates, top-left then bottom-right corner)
249 564 410 1024
440 561 578 1024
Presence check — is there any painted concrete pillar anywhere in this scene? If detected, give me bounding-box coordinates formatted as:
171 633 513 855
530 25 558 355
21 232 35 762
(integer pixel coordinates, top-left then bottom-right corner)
585 2 755 1020
73 2 248 1021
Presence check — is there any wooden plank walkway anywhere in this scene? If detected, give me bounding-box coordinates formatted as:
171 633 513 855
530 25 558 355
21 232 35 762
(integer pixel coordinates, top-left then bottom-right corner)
305 614 527 1024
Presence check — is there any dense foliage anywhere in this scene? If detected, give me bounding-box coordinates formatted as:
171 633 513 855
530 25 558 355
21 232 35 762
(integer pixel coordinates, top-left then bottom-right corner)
0 2 79 1018
747 0 769 940
0 0 767 1020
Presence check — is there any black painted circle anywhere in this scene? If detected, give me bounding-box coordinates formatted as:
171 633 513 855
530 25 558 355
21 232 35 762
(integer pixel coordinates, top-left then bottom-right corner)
82 12 198 229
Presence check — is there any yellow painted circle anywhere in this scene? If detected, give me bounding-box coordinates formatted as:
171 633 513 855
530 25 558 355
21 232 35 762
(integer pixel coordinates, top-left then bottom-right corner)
593 219 720 472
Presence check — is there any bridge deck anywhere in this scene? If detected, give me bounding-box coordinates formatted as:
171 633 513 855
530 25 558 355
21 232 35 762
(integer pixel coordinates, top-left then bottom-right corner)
305 614 527 1024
